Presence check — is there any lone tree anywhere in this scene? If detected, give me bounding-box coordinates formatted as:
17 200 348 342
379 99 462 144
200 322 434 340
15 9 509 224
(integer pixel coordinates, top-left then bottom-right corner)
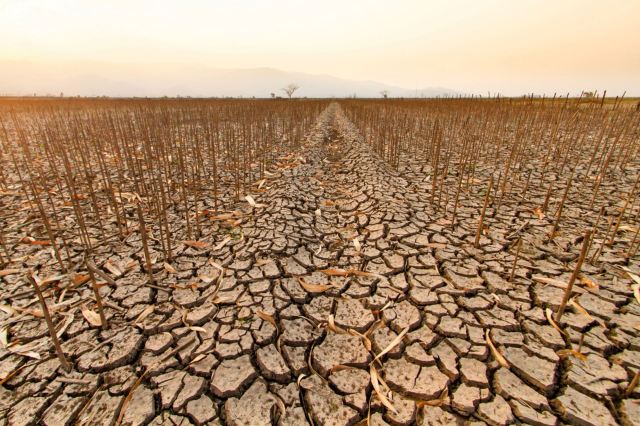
281 84 299 99
380 90 389 99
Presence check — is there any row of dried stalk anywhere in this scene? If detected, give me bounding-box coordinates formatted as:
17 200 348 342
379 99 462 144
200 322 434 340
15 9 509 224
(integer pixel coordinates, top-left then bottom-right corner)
0 99 326 370
344 98 640 374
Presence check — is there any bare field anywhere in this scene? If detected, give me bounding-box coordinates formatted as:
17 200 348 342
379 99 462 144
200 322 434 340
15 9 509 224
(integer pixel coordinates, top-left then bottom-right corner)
0 98 639 425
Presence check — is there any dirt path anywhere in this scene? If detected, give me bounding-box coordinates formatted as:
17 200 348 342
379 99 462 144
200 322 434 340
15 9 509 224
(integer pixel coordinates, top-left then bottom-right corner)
1 103 638 425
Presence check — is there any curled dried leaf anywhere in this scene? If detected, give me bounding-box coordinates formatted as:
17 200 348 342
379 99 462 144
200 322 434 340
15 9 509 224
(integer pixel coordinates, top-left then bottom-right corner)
370 365 398 415
348 328 372 351
81 306 103 327
622 266 640 285
327 314 346 334
183 240 210 249
416 386 449 407
319 268 350 277
371 326 409 364
296 374 308 389
546 308 566 336
256 310 277 328
485 329 510 369
163 262 177 274
557 348 587 361
297 276 331 293
103 260 124 277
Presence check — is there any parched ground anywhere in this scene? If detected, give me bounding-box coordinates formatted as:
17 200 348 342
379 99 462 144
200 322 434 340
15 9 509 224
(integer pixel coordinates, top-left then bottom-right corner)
1 103 639 425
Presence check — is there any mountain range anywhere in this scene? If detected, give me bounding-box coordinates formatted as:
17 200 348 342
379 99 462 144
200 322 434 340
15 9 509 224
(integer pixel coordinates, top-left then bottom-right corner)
0 61 459 98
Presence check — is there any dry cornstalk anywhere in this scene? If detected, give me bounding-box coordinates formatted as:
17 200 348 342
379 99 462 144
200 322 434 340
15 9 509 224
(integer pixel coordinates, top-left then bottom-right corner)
474 175 494 248
27 272 72 372
555 230 592 322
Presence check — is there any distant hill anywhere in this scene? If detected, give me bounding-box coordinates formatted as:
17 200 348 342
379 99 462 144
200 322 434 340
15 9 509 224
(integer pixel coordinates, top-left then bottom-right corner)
0 61 459 98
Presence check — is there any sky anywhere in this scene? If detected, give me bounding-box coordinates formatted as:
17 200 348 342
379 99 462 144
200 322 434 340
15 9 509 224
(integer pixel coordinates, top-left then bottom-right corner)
0 0 639 96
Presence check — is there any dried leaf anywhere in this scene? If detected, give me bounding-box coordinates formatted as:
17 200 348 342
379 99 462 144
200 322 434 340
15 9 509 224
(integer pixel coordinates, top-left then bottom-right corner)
485 329 510 369
533 276 587 293
134 305 154 325
353 238 361 252
115 371 149 426
103 260 123 277
372 326 409 363
207 259 224 271
533 207 545 220
545 307 566 336
40 274 66 287
256 310 277 328
9 349 41 360
578 274 599 290
0 304 18 316
82 306 103 327
189 354 206 365
327 314 346 334
348 328 372 351
198 274 216 284
416 387 449 407
213 236 231 251
569 298 606 328
297 276 331 293
244 195 257 206
622 266 640 285
557 348 587 361
349 269 380 278
0 269 21 277
632 284 640 305
319 268 350 277
72 274 90 286
56 313 75 338
183 240 210 249
188 326 208 334
370 365 398 415
163 262 177 274
296 374 307 389
426 242 447 249
0 327 8 347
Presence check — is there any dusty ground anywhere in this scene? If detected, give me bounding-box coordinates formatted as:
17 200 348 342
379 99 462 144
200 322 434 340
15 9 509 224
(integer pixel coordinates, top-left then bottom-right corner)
1 103 639 425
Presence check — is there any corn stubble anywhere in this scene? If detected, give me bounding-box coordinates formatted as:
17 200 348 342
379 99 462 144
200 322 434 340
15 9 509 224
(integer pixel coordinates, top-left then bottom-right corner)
0 96 638 404
0 98 324 370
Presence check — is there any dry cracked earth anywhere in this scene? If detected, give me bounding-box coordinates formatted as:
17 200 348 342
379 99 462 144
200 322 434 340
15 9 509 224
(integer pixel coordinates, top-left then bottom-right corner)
1 103 640 426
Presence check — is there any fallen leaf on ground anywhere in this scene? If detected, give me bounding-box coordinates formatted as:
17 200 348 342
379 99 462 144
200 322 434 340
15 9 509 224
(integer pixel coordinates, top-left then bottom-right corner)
81 306 103 327
486 329 510 369
297 276 331 293
183 240 210 249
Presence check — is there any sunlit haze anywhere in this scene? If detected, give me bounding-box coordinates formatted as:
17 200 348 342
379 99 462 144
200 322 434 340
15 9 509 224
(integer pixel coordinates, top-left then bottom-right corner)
1 0 638 97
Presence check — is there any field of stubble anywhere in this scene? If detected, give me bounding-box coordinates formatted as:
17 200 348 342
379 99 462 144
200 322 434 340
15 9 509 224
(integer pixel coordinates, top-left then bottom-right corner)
0 97 639 426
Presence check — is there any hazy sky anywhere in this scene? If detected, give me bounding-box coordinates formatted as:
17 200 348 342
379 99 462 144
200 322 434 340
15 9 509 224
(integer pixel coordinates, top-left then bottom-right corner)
1 0 639 96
